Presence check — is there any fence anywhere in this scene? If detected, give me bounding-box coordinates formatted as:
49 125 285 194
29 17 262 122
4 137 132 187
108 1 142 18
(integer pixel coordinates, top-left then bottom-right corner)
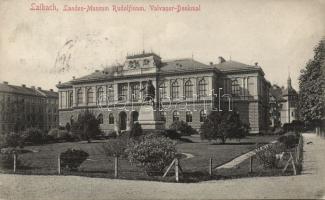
0 138 304 182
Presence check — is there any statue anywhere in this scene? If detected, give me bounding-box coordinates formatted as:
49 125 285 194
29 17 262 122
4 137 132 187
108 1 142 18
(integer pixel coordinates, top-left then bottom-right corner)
141 80 155 105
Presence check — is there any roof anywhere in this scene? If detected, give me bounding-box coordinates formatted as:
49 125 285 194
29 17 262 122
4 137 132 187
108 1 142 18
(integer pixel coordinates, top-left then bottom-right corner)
0 82 58 98
214 60 264 75
160 58 217 73
127 52 161 59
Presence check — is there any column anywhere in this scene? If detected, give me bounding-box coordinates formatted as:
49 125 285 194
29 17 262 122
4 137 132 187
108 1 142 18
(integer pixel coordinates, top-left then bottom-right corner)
114 83 118 101
83 87 87 106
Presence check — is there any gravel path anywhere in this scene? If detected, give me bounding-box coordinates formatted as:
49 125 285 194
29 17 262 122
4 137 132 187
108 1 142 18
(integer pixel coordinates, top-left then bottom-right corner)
216 142 274 169
0 133 324 200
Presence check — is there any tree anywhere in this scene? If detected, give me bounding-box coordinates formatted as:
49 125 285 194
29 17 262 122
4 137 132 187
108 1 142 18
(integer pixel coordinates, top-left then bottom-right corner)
71 110 101 143
200 111 249 144
129 122 143 138
298 39 325 126
169 120 197 136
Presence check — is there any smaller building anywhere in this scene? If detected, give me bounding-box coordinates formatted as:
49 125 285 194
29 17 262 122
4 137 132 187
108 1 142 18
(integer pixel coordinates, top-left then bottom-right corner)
0 81 59 134
269 76 298 127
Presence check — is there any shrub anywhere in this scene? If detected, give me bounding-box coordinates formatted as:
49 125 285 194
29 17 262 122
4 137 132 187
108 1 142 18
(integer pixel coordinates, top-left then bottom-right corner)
200 111 249 143
102 138 128 158
274 127 285 135
48 128 59 139
163 129 181 140
255 142 286 168
129 122 143 138
169 120 197 136
60 148 89 171
126 135 176 176
0 132 24 148
23 128 46 145
278 132 299 149
71 110 102 143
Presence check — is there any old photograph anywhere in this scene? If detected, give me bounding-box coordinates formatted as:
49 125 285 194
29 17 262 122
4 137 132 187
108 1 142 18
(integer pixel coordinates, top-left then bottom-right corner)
0 0 324 199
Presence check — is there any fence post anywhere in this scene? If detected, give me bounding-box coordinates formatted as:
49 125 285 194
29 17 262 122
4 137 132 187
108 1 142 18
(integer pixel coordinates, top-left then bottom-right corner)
209 158 212 176
114 156 118 178
58 154 61 175
175 158 179 182
249 156 253 173
13 153 16 173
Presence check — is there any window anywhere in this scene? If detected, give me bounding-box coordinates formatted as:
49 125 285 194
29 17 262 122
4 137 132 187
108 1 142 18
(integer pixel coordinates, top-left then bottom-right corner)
97 114 103 124
184 80 193 99
97 87 104 103
198 79 207 98
160 111 166 121
109 113 114 124
159 82 167 99
232 79 240 96
131 83 140 101
60 92 67 108
87 88 94 104
77 89 83 105
200 110 207 122
118 83 128 101
171 80 179 99
173 110 180 122
107 85 114 102
69 92 73 107
186 111 193 123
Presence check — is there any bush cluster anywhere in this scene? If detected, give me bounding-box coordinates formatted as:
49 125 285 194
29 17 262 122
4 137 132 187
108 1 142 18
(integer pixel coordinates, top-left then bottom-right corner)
60 148 89 171
126 134 176 175
277 132 299 149
169 120 197 136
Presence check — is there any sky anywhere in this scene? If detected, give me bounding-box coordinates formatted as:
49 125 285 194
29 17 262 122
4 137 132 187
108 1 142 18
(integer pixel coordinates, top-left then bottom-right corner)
0 0 324 91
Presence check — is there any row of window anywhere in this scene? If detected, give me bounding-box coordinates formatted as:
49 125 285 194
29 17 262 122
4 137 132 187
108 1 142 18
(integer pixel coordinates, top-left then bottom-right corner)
87 109 208 126
159 79 208 99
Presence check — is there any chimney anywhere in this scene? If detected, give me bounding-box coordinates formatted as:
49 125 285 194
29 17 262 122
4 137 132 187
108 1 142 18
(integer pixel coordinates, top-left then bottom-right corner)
50 89 53 92
58 81 61 84
3 81 8 85
72 76 75 80
218 56 226 64
37 87 42 90
209 62 214 66
95 70 100 72
22 84 26 87
255 62 259 67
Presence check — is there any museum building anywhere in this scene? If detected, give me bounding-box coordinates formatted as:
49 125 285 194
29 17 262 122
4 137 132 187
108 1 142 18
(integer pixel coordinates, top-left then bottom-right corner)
57 52 271 134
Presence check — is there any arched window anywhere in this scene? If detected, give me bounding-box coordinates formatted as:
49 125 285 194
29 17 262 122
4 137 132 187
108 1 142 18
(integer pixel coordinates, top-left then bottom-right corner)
184 80 193 99
107 85 114 102
97 87 104 103
159 82 167 99
231 79 240 96
97 114 103 124
171 80 179 99
173 110 180 122
109 113 114 124
87 88 94 104
198 79 207 98
186 111 193 123
77 89 83 105
69 92 73 107
200 110 207 122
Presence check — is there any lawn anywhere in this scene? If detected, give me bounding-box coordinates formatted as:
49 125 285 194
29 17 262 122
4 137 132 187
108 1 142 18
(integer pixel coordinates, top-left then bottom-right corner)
2 134 278 182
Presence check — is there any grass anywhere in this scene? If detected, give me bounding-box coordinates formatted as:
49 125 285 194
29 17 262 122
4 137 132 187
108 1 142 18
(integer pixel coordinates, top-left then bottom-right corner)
1 134 278 182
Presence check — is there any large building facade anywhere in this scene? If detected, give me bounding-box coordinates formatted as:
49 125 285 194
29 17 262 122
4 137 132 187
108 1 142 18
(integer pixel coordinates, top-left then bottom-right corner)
0 82 59 134
57 52 270 134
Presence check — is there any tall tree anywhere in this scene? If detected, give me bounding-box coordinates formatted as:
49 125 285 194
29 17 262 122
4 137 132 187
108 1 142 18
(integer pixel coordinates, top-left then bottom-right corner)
298 39 325 125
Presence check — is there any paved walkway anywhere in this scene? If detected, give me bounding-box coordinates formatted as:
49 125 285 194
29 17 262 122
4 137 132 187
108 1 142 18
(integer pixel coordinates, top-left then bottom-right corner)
0 133 324 199
216 142 274 169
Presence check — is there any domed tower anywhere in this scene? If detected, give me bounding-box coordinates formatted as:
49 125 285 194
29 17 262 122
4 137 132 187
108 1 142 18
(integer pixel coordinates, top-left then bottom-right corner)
280 75 298 124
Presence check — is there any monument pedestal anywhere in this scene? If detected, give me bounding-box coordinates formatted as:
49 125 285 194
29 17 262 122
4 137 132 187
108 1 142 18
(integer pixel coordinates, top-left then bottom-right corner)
136 105 165 130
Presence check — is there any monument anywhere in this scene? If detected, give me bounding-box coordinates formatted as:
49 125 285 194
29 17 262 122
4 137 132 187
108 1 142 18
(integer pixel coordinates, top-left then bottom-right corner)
137 80 165 130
